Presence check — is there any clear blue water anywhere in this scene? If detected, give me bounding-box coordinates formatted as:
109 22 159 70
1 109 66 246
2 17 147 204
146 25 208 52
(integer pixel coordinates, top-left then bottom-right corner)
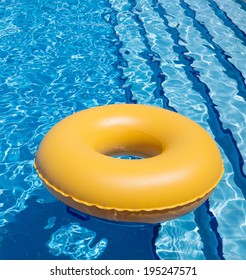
0 0 245 260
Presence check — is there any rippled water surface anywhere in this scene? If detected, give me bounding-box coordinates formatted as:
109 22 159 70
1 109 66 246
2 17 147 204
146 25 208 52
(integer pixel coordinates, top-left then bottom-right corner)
0 0 245 260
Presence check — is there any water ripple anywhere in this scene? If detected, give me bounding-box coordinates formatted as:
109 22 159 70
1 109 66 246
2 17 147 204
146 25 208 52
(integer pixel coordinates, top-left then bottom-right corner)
155 213 205 260
47 222 108 260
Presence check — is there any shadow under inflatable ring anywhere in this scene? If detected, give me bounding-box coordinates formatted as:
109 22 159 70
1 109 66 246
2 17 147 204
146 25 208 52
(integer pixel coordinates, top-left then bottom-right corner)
34 104 224 224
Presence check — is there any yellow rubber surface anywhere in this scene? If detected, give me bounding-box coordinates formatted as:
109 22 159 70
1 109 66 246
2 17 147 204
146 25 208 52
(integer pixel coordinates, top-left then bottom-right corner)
34 104 224 223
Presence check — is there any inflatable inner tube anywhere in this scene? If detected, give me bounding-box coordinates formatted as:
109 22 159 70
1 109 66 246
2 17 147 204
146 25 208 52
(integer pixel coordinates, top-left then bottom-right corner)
34 104 224 223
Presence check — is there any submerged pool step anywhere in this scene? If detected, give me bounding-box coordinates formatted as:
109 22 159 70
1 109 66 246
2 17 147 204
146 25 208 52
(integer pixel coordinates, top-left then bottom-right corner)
108 0 246 260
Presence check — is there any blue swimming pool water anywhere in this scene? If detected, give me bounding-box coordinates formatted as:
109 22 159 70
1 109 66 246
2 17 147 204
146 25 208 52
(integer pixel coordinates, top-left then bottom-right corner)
0 0 245 260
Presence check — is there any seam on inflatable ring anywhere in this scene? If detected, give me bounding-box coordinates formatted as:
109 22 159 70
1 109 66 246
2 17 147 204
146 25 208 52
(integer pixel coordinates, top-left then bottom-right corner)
34 160 224 213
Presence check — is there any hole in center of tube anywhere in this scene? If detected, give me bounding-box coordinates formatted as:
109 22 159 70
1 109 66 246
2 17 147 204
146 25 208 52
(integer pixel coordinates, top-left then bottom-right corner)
101 145 161 160
95 129 163 160
110 154 144 160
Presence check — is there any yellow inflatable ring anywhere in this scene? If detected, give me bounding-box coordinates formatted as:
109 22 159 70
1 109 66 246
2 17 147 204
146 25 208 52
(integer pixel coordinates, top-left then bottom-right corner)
34 104 224 223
